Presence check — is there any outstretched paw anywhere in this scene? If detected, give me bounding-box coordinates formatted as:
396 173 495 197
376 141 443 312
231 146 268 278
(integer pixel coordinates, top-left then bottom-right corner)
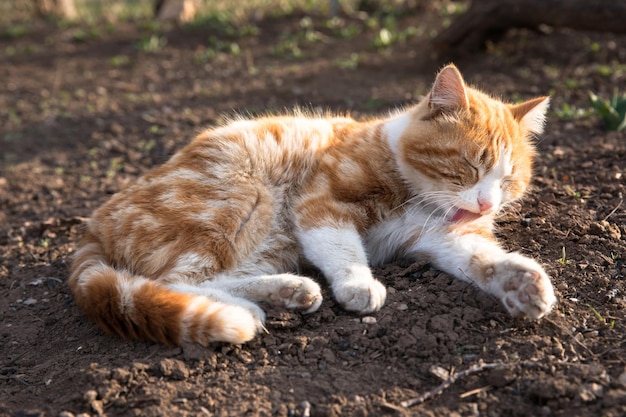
333 277 387 314
498 257 556 319
268 274 323 314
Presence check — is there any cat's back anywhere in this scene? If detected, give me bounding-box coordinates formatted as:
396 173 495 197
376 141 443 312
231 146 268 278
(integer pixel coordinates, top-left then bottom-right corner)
182 113 356 184
90 113 358 240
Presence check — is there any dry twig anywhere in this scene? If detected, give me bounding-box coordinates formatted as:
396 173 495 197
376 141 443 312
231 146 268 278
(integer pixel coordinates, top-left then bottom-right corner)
400 361 540 408
602 199 623 222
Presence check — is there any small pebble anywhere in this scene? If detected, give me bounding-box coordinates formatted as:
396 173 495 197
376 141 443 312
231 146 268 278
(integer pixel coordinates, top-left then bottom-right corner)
361 316 377 324
83 389 98 402
112 367 131 383
578 383 603 402
58 412 75 417
462 354 477 362
396 303 409 311
23 298 38 306
158 358 189 380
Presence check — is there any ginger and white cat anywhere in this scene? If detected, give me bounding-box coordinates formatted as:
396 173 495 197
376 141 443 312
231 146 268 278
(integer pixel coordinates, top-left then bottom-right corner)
69 65 556 346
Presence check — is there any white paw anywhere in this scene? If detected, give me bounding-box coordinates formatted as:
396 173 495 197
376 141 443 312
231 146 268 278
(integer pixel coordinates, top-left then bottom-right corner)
213 304 264 344
333 277 387 314
233 297 267 331
268 274 323 313
496 256 556 319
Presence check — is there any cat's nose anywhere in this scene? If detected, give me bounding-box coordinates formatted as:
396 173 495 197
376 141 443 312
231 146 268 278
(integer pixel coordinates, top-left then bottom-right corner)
477 197 493 213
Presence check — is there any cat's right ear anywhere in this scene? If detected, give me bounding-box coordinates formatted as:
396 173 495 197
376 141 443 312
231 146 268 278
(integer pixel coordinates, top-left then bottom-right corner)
428 64 470 116
510 96 550 135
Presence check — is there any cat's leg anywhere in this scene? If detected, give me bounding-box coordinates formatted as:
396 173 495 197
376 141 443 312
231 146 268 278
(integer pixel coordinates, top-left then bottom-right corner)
204 273 323 313
413 229 556 319
297 226 386 314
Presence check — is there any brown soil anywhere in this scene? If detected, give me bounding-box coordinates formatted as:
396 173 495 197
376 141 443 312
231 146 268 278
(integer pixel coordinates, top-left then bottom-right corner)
1 8 625 417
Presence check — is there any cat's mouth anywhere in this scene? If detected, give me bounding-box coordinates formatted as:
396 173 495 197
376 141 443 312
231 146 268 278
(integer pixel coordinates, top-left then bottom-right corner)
448 208 483 223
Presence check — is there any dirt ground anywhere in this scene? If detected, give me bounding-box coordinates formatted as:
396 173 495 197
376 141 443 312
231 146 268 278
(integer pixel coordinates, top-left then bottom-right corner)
1 6 625 417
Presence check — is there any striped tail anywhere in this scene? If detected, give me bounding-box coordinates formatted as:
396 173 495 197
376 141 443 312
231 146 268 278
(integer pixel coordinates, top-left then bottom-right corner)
68 237 258 346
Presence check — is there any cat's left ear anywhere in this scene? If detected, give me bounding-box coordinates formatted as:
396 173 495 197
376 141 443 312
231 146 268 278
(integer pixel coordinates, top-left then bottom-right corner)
429 64 470 115
510 96 550 135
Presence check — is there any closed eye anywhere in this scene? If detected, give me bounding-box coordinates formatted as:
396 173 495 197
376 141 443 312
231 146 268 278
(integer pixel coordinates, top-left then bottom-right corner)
463 157 480 182
479 149 490 164
500 176 512 189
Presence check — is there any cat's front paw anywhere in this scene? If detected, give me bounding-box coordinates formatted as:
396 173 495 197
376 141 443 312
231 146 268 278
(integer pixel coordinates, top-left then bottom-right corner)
332 276 387 314
268 274 323 313
496 256 556 319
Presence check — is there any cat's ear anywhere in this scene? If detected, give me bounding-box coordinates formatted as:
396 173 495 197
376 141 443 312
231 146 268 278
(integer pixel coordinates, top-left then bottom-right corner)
510 96 550 135
429 64 470 115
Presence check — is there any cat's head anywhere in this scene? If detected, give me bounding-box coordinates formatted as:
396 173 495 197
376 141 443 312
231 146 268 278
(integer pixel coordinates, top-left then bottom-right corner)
390 64 550 223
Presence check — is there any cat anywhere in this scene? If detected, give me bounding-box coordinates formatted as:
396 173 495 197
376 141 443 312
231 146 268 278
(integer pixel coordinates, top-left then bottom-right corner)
69 64 557 347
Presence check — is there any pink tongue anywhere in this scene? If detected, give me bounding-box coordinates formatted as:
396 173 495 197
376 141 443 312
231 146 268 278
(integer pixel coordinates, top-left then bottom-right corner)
451 209 482 223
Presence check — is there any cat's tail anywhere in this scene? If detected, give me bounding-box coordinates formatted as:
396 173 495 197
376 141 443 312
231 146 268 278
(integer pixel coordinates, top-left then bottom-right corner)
68 236 259 346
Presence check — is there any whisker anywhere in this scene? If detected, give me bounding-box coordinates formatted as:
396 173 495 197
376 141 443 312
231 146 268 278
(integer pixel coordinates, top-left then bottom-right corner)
393 191 456 212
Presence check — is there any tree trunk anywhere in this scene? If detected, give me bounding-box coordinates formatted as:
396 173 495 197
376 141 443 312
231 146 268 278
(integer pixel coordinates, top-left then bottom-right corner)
155 0 198 23
35 0 77 20
435 0 626 51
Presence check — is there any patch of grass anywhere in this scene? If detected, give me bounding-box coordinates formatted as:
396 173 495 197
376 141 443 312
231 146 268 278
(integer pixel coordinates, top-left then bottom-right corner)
195 36 242 63
588 304 603 321
136 34 167 52
2 25 28 39
563 184 582 199
562 78 582 91
589 89 626 131
588 41 601 53
438 2 468 17
187 11 233 33
372 27 394 48
106 157 124 178
4 132 24 142
595 65 613 78
325 17 362 39
272 16 329 59
553 103 591 121
371 16 418 50
334 52 360 70
109 55 131 67
556 246 572 266
4 44 39 57
70 27 101 43
362 97 389 110
273 37 303 59
139 20 162 32
148 125 165 136
586 304 614 329
138 139 156 154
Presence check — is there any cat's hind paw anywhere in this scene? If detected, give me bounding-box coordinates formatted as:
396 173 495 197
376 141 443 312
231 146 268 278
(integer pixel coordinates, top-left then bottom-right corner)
332 275 387 314
497 257 556 320
268 274 323 314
